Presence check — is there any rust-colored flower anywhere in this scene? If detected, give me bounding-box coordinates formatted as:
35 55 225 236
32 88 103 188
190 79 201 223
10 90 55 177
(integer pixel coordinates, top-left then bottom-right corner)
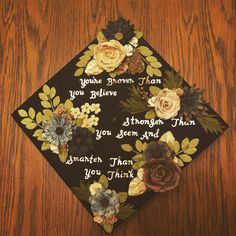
104 215 118 224
54 106 72 120
143 158 182 193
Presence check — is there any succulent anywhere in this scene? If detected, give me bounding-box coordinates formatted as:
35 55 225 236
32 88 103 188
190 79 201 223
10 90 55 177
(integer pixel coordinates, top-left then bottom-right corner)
179 85 208 121
102 17 135 44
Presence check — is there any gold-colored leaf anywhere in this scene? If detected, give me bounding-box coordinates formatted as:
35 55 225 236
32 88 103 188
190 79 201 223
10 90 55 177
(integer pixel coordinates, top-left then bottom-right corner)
109 71 117 78
53 96 60 107
142 142 148 151
138 46 153 56
151 62 162 68
128 177 147 196
79 55 91 62
181 138 189 150
134 31 143 39
39 93 48 101
58 150 68 163
160 131 175 143
26 123 37 129
76 60 87 67
118 192 128 203
178 158 184 167
36 112 43 123
41 142 50 151
88 44 97 51
33 129 43 137
43 84 50 95
84 50 94 57
132 154 143 162
179 154 192 162
98 175 108 188
74 68 84 77
145 110 156 119
184 148 197 155
18 109 28 117
41 101 51 108
149 86 161 96
135 139 143 152
153 68 162 77
132 161 145 170
50 87 56 99
173 140 180 154
146 56 157 63
103 224 113 233
146 65 154 77
21 118 32 125
97 31 106 43
64 99 73 110
121 144 133 152
189 138 199 148
28 107 35 119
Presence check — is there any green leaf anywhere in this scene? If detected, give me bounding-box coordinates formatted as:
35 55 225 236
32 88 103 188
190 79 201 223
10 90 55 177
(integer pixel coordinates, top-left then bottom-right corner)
103 224 113 233
153 68 162 77
146 65 154 77
71 182 90 202
88 44 97 51
53 96 60 107
151 62 162 68
74 68 84 77
179 154 192 162
132 161 145 170
21 118 32 125
138 46 153 56
145 110 156 119
135 139 143 152
99 175 108 188
134 31 143 39
121 144 133 152
118 192 128 203
43 84 50 95
38 93 48 101
189 138 200 148
33 129 43 137
178 158 184 167
181 138 189 150
117 203 136 220
18 109 28 117
41 101 51 108
163 70 182 89
41 142 50 151
184 148 197 155
58 151 68 163
132 154 143 162
76 60 87 67
146 56 157 63
64 99 73 110
149 86 161 96
173 140 180 154
28 107 35 119
36 112 43 123
26 123 37 130
50 87 56 98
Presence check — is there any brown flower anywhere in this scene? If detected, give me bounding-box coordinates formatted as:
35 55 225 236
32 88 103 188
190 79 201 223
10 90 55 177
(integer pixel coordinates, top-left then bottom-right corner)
126 50 145 74
54 106 72 120
143 158 182 193
94 40 126 72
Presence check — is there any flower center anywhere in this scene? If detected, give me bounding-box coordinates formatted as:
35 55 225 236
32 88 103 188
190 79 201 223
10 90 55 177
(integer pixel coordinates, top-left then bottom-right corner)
100 198 109 207
115 32 123 40
55 127 64 135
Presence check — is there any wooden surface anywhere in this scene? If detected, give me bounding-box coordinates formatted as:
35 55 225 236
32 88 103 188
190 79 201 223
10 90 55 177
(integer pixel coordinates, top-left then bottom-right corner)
0 0 235 235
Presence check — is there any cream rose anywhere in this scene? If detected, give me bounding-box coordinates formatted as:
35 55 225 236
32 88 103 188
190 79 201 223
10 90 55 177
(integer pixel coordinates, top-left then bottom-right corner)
149 88 180 120
89 182 102 196
94 40 126 72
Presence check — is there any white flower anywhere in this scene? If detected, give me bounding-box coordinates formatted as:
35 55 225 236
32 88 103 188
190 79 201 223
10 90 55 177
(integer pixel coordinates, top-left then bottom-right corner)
88 115 99 126
129 37 138 47
50 144 59 154
81 103 91 114
90 103 101 114
123 44 134 57
85 59 103 76
89 182 103 195
70 107 81 119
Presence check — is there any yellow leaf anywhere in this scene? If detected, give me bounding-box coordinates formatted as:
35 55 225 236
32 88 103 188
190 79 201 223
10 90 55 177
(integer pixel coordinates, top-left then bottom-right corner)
41 101 51 108
53 96 60 107
146 56 157 63
74 68 83 77
88 44 97 51
145 110 156 119
128 177 147 196
41 142 50 151
26 123 37 129
39 93 48 101
135 139 143 152
28 107 35 119
132 161 145 170
160 131 175 143
58 150 68 163
43 84 50 95
99 175 108 188
79 55 91 62
84 50 94 57
64 99 73 110
121 144 133 152
181 138 189 150
132 154 143 161
178 158 184 167
118 192 128 203
151 62 162 68
50 87 56 98
33 129 43 137
189 138 199 148
36 112 43 123
184 148 197 155
97 31 106 43
18 109 28 117
146 65 154 77
149 86 161 96
76 60 87 67
103 224 113 233
179 154 192 162
21 118 32 125
173 140 180 154
134 31 143 39
138 46 153 56
153 68 162 77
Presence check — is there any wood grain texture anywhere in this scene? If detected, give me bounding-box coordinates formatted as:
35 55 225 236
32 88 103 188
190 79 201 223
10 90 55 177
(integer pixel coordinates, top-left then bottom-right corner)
0 0 235 235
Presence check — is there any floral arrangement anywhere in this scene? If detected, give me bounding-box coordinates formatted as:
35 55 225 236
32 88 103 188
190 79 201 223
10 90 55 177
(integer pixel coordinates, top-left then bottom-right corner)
72 175 135 233
74 18 162 78
120 70 225 134
18 85 101 163
121 131 200 196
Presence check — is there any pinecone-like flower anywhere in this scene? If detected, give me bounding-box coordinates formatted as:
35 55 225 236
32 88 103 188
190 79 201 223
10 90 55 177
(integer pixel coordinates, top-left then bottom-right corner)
102 17 135 44
179 85 208 121
126 50 145 74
